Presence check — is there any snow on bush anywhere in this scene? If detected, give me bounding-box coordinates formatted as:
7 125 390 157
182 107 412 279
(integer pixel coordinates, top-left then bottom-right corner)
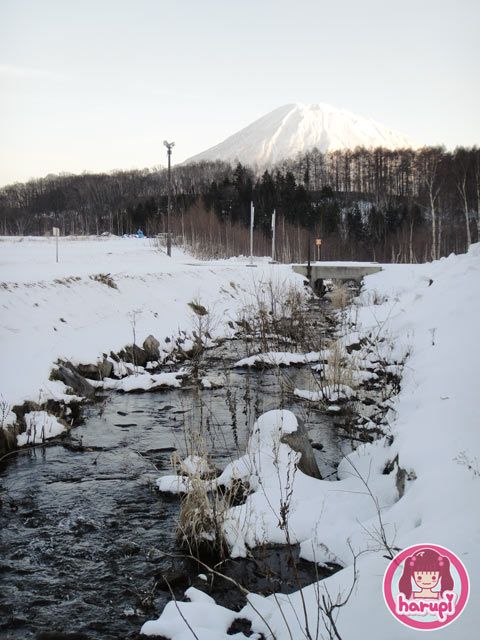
233 350 329 368
294 384 355 403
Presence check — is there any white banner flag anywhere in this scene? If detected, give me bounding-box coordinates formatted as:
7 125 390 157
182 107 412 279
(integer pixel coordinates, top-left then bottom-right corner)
271 209 276 262
250 201 255 229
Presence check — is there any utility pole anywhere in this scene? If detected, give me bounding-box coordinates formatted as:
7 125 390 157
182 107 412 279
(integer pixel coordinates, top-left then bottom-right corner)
163 140 175 257
271 209 276 262
306 208 312 280
250 201 254 263
307 231 311 280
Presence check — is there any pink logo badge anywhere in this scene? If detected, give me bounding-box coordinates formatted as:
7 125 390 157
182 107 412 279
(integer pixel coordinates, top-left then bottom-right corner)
383 544 469 630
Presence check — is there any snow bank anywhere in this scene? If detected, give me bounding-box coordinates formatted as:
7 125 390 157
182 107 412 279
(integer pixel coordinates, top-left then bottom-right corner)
144 244 480 639
141 587 258 639
0 236 305 407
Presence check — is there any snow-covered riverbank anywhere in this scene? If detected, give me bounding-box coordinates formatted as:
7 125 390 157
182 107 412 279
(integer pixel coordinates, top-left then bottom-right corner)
2 235 479 639
0 235 303 409
143 243 480 639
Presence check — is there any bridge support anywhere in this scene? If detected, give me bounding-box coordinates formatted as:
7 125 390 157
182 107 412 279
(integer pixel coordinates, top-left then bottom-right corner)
313 278 325 296
293 262 382 293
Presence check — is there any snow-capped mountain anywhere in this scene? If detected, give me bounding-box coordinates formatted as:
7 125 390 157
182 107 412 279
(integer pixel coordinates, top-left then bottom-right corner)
185 103 417 166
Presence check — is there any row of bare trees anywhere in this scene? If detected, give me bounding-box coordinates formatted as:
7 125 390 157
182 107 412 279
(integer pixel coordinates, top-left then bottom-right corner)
0 146 478 262
281 146 480 260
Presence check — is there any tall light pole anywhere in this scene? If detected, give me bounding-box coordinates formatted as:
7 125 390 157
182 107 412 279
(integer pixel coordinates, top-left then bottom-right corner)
163 140 175 257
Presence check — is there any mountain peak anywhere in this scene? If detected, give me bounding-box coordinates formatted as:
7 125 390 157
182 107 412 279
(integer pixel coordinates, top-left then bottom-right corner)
185 103 418 166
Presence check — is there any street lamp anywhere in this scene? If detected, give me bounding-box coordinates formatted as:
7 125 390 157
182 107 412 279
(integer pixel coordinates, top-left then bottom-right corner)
163 140 175 257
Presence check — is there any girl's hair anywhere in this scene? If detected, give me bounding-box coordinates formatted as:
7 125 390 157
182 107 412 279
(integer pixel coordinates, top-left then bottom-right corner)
398 548 454 599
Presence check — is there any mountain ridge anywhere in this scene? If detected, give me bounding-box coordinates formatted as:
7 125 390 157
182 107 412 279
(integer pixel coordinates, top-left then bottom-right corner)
185 103 418 166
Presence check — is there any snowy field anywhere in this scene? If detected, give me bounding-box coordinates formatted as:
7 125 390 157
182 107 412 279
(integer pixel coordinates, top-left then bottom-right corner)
1 235 480 639
0 235 302 406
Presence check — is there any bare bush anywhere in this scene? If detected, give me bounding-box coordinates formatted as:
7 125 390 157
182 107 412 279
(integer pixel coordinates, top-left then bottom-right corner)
236 279 324 354
0 397 12 429
174 442 232 559
89 273 118 289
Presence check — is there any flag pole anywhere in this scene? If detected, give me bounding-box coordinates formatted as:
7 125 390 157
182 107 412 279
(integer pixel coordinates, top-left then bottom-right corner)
247 201 257 267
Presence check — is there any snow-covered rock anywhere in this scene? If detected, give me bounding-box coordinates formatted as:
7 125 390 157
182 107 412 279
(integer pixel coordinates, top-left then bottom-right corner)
17 411 66 446
294 383 355 403
141 587 257 639
99 371 186 392
234 350 328 368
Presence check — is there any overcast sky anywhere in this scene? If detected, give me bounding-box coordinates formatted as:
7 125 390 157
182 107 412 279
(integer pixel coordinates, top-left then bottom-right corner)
1 0 479 186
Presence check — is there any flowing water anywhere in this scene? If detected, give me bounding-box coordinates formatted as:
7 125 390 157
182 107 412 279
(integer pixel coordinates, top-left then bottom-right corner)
0 333 348 639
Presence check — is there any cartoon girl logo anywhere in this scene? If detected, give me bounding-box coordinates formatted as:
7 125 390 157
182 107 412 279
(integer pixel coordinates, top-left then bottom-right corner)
383 544 469 630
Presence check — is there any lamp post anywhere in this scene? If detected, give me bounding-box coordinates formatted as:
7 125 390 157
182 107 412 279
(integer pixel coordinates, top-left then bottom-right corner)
306 210 312 281
307 229 312 280
163 140 175 257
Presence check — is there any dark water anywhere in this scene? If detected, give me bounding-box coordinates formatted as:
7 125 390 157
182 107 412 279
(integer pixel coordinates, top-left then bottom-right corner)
0 339 346 639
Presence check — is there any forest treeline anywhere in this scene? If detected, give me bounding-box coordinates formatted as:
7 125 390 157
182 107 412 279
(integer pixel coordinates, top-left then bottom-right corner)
1 146 479 262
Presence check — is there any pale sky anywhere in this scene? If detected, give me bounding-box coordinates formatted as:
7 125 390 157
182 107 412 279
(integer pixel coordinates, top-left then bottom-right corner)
1 0 479 186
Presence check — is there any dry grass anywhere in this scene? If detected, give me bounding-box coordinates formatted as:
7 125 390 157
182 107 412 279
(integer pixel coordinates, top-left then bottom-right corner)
177 475 231 558
171 417 231 558
324 339 357 392
328 282 350 310
236 279 323 354
90 273 118 289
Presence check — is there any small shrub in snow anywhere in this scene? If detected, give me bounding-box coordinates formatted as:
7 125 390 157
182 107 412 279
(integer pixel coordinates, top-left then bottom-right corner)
328 282 350 310
89 273 118 289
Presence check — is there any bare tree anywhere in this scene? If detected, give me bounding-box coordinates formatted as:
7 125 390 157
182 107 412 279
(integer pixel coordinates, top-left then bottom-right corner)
453 148 472 248
417 147 443 260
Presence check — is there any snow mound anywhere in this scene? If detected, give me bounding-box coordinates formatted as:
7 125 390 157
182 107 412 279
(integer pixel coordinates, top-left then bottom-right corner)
141 587 257 639
99 371 186 392
17 411 66 446
234 350 328 368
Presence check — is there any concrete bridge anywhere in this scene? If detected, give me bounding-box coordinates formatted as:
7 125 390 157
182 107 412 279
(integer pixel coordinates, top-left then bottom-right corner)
292 261 382 293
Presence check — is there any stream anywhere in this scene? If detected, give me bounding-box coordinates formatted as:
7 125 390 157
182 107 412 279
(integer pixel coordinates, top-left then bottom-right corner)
0 326 349 639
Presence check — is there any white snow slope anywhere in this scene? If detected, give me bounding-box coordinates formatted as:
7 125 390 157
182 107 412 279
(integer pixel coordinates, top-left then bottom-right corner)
144 244 480 640
0 235 305 407
185 103 418 167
